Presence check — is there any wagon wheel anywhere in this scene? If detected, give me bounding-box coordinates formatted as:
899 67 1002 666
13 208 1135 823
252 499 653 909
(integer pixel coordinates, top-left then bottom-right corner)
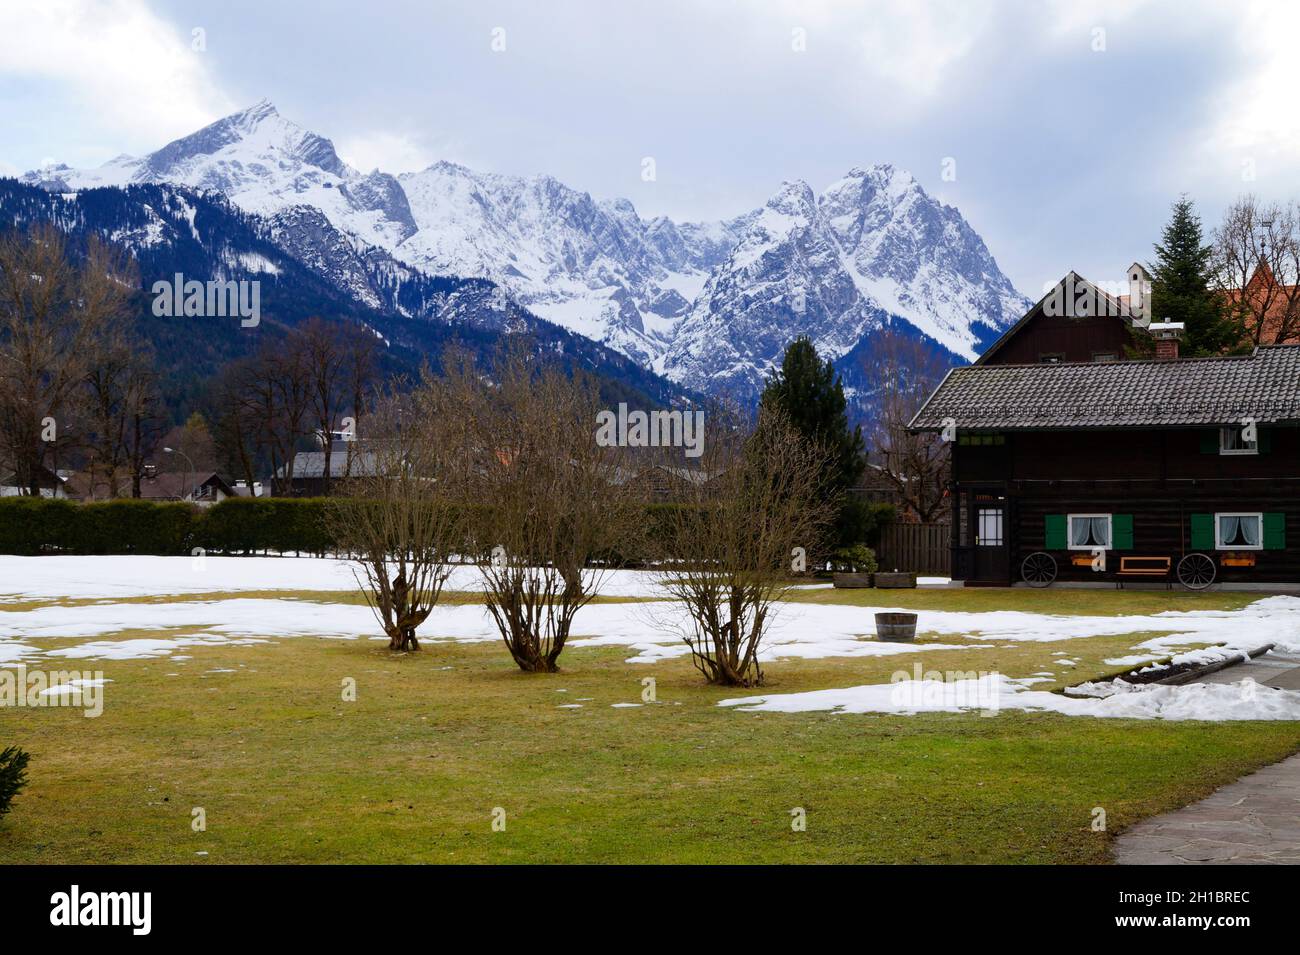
1177 553 1217 591
1020 551 1057 588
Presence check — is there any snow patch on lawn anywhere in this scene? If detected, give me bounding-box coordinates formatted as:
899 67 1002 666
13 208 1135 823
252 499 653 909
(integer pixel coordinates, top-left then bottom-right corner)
2 558 1299 671
720 674 1300 721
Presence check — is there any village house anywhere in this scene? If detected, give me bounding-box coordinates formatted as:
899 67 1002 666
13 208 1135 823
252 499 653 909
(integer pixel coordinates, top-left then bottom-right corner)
0 464 69 498
910 267 1300 589
64 469 236 504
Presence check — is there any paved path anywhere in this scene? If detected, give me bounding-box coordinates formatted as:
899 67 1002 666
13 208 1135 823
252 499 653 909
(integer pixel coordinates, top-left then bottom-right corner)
1114 650 1300 865
1194 649 1300 690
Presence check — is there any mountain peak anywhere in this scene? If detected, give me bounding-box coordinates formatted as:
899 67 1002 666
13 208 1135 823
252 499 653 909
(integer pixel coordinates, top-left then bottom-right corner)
138 99 349 183
228 98 280 128
411 159 471 177
769 179 817 207
837 163 921 196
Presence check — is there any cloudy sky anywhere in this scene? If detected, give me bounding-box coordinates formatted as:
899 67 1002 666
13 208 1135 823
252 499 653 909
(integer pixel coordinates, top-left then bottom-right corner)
1 0 1298 295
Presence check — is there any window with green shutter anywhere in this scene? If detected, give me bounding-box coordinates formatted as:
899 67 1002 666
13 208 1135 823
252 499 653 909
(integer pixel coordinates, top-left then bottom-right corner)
1263 512 1286 550
1045 514 1066 550
1112 514 1133 550
1190 513 1214 550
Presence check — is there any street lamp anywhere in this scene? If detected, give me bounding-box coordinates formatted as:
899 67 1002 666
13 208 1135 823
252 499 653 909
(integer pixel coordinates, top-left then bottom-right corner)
163 447 195 502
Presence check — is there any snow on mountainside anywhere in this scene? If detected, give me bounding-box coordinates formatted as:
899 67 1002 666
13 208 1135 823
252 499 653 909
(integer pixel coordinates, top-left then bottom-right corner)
663 166 1029 399
20 101 1029 403
22 100 417 251
393 161 749 364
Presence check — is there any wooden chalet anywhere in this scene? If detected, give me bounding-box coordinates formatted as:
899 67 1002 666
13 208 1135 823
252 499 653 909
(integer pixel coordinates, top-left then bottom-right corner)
910 268 1300 589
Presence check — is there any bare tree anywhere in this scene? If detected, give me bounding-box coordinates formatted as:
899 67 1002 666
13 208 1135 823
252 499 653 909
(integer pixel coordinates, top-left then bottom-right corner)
123 357 166 498
85 336 164 498
341 322 378 480
865 328 950 522
160 412 219 476
0 225 134 494
1213 196 1300 346
235 336 313 495
84 338 134 498
652 406 836 687
213 356 265 493
328 380 465 651
456 347 645 673
297 318 350 495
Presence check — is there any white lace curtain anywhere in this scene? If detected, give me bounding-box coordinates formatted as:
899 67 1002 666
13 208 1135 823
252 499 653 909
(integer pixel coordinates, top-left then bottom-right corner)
1070 516 1110 547
1220 515 1259 547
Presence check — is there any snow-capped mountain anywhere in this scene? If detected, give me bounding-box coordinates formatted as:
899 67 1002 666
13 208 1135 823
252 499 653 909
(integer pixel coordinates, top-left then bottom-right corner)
20 101 1030 404
392 161 750 364
0 177 690 410
23 99 418 251
663 165 1029 398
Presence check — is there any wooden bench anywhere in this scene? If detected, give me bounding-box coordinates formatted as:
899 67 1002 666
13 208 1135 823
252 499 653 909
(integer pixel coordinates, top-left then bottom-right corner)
1117 556 1171 576
1221 553 1256 568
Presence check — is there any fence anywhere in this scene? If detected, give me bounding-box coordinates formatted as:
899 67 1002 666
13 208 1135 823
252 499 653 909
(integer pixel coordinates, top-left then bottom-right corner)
875 521 950 576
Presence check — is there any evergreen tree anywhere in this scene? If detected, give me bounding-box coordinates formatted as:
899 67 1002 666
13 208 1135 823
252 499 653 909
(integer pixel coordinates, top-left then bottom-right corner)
759 337 869 545
1149 196 1239 356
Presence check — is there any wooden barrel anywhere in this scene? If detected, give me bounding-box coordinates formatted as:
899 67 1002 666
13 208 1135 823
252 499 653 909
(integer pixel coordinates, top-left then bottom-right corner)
875 611 918 642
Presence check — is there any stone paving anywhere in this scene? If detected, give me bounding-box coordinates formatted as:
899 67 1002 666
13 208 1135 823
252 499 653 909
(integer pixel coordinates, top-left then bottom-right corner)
1114 650 1300 865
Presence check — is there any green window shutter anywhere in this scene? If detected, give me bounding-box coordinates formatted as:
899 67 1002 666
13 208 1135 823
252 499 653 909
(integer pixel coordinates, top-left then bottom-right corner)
1199 429 1219 454
1263 512 1286 550
1258 427 1272 453
1190 513 1214 550
1044 514 1066 550
1112 514 1133 550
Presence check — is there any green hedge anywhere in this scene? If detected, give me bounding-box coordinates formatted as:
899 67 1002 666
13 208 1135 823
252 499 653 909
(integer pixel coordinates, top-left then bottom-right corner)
0 496 337 556
0 496 896 558
198 498 335 555
0 498 199 555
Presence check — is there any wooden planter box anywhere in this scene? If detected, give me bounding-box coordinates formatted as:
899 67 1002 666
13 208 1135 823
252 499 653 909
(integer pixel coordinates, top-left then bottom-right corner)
832 572 873 589
874 571 917 589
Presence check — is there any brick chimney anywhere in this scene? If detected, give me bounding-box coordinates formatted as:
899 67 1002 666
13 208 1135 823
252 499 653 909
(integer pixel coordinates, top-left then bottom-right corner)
1148 321 1184 360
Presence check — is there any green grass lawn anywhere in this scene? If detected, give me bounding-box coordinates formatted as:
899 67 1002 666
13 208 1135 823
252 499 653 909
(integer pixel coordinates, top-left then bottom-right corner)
2 586 1298 864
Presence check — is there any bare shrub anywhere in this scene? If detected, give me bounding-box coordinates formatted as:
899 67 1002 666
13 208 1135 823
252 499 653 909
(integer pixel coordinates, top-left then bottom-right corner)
328 380 465 651
652 405 837 687
453 347 645 673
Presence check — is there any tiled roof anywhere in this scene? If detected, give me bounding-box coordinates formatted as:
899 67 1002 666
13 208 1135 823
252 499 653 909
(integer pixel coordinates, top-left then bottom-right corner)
1224 264 1300 345
63 470 231 500
281 450 380 479
910 345 1300 430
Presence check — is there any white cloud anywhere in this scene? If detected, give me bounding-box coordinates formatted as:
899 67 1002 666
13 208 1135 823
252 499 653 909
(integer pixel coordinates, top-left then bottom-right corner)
0 0 232 158
1197 0 1300 191
850 0 989 99
337 131 437 175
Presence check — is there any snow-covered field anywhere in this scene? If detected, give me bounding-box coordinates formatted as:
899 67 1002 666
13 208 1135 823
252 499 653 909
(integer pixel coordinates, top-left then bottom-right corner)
4 555 1300 721
0 554 669 601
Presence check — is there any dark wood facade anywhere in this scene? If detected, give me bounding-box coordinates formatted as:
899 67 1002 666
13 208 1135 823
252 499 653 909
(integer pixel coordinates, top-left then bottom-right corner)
977 276 1141 366
949 425 1300 585
979 311 1135 365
